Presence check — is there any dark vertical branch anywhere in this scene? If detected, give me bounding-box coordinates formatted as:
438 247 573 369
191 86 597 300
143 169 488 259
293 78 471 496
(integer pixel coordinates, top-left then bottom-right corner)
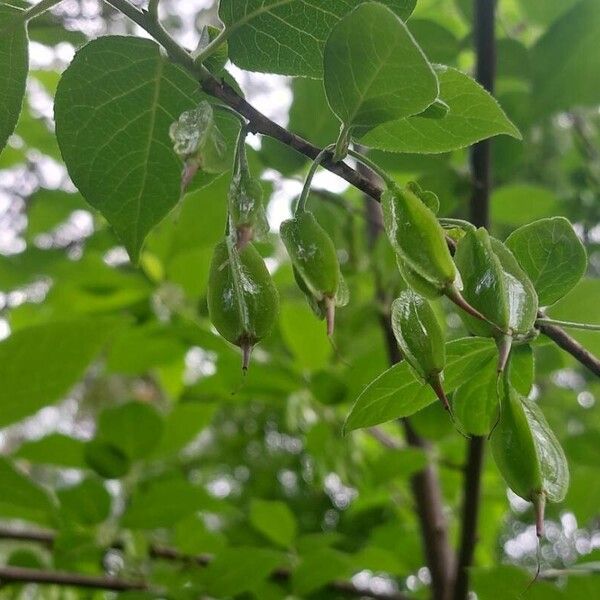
469 0 496 229
361 161 455 600
454 2 496 599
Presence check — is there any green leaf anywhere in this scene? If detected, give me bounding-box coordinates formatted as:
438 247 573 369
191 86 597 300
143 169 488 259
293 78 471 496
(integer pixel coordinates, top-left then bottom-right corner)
154 403 216 457
509 344 534 396
54 36 201 261
0 459 54 525
250 499 297 548
219 0 416 77
84 440 130 479
518 0 579 25
344 337 496 432
453 367 498 436
122 476 213 529
361 65 521 153
201 548 284 598
58 478 111 525
280 301 333 371
491 184 560 227
96 402 164 461
106 324 186 375
288 78 339 148
0 318 122 427
0 5 28 155
506 217 587 307
532 0 600 116
15 434 86 468
324 3 437 138
293 548 352 595
409 19 460 65
26 189 86 239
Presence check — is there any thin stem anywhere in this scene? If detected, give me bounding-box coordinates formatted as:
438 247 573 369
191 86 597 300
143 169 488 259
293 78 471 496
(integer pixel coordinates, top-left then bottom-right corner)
102 0 199 76
296 145 336 214
0 0 64 36
536 318 600 331
346 148 397 189
194 26 231 65
234 125 250 173
439 218 477 232
147 0 160 20
24 0 64 20
213 103 248 126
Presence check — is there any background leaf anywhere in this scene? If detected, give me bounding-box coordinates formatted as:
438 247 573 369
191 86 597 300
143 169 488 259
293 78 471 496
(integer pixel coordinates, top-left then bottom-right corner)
0 459 54 525
532 0 600 116
0 318 122 427
0 5 28 154
250 499 297 548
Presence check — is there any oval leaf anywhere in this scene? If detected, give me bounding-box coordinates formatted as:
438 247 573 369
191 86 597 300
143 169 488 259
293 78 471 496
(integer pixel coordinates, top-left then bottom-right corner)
54 36 201 261
532 0 600 116
0 5 28 154
220 0 416 77
324 2 437 136
344 337 496 432
506 217 587 306
0 318 122 428
361 65 521 153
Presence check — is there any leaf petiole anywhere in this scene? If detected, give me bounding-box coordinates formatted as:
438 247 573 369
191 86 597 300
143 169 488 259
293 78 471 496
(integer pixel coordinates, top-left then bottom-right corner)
536 318 600 331
295 145 336 215
345 148 397 189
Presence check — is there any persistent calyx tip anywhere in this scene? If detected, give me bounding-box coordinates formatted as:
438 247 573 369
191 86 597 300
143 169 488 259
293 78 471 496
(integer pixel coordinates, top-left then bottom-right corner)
325 297 336 337
241 343 253 372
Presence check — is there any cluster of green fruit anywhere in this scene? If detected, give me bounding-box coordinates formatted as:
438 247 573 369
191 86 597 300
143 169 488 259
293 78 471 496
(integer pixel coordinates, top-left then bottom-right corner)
200 125 566 537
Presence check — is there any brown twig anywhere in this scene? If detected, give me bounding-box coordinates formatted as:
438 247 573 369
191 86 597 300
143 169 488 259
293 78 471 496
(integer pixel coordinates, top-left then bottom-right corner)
0 527 407 600
536 314 600 377
0 566 147 592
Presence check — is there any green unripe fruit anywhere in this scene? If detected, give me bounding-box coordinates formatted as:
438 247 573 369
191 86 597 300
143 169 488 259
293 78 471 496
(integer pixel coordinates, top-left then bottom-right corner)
382 186 456 293
455 227 509 338
391 290 449 411
382 184 492 325
207 240 279 369
281 211 343 335
489 237 538 336
491 377 569 537
455 228 539 371
229 169 268 249
396 256 444 299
